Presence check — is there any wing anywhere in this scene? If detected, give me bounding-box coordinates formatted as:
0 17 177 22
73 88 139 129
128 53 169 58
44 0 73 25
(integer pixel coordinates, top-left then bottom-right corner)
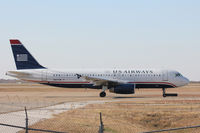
76 74 127 86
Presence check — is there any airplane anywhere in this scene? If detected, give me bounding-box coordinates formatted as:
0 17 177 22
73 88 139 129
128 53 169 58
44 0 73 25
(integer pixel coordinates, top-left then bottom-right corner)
6 39 189 97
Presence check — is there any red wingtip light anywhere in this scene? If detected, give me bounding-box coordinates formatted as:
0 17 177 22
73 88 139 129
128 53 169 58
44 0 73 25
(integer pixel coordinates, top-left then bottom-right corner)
10 40 22 45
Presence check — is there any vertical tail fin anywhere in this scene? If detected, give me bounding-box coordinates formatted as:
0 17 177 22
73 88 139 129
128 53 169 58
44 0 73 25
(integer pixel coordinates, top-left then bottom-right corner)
10 39 46 70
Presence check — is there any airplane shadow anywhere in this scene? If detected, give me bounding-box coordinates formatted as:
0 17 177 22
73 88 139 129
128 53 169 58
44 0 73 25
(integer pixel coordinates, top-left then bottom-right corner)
112 96 145 99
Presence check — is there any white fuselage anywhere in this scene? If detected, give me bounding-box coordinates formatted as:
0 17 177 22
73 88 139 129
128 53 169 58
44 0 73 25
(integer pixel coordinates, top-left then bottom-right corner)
7 69 189 89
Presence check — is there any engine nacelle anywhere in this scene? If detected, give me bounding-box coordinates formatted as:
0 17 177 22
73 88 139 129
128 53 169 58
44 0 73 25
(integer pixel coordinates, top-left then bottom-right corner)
109 84 135 94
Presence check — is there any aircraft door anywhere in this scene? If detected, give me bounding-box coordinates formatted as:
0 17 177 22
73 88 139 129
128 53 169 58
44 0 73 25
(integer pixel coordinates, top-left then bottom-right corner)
162 70 168 81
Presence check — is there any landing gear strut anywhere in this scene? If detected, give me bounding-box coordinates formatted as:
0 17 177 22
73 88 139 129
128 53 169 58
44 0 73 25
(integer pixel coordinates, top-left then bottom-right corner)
162 88 166 97
99 86 107 97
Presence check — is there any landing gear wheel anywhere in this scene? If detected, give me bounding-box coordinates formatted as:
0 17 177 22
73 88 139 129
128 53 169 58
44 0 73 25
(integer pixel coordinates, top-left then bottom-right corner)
100 91 106 97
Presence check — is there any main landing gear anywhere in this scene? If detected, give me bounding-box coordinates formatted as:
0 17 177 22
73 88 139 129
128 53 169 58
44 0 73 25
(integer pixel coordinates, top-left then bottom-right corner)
99 86 107 97
162 88 178 97
100 91 106 97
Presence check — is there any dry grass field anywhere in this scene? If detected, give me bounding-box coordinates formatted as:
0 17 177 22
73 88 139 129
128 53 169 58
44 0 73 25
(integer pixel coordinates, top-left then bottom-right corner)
0 82 200 133
0 83 107 113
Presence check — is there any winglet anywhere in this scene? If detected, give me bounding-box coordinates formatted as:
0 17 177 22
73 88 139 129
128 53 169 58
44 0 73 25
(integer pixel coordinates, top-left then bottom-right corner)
10 40 22 45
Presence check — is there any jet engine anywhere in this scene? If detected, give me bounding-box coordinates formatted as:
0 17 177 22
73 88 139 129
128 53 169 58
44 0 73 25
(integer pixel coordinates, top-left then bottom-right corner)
109 84 135 94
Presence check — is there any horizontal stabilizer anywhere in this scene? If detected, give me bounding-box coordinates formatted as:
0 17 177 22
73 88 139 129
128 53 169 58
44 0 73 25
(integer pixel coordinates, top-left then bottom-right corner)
6 71 31 78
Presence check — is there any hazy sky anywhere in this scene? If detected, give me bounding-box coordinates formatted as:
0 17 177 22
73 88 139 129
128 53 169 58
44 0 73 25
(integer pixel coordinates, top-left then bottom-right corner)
0 0 199 81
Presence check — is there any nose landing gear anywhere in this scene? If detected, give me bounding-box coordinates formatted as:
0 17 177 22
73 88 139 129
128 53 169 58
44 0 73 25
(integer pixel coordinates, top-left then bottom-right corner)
162 88 178 97
162 88 166 97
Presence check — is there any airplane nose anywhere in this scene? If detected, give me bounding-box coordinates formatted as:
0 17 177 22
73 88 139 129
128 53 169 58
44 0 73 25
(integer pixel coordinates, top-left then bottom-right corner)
183 77 190 85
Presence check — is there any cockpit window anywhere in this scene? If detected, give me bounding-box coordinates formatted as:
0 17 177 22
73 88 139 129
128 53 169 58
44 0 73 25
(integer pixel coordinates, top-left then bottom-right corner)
175 73 182 77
